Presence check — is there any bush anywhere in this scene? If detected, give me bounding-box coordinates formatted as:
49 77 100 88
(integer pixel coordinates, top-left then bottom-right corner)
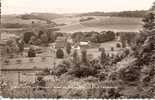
56 49 64 59
53 64 68 76
4 59 10 65
68 64 97 78
43 68 50 75
116 43 121 48
111 47 114 51
81 49 88 65
66 42 72 54
119 66 141 83
36 76 46 90
28 48 36 57
23 32 34 44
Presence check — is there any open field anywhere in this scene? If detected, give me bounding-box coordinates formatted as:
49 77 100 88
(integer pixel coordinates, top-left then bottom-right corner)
54 16 143 33
2 15 143 33
2 15 47 25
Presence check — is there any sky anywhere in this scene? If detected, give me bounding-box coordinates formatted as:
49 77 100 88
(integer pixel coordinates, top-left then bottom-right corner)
2 0 155 14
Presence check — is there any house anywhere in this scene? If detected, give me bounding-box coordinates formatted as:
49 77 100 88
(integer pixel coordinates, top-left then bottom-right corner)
55 37 67 49
80 41 89 46
79 41 90 48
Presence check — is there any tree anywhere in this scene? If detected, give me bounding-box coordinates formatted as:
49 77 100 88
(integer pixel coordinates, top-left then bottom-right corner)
73 49 80 65
106 31 115 41
142 13 155 30
116 43 121 48
28 47 36 57
23 32 34 44
40 33 48 44
71 32 84 42
47 30 56 43
66 42 72 54
120 35 126 48
56 49 64 59
150 2 155 11
100 48 107 65
81 49 88 65
38 31 44 38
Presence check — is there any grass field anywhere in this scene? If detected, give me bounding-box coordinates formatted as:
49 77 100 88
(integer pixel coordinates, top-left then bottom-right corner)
2 15 143 33
2 15 47 25
54 16 143 33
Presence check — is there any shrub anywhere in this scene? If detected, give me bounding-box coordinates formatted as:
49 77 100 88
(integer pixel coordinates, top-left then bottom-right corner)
56 49 64 59
72 49 80 65
66 42 72 54
4 59 10 65
28 48 36 57
111 47 114 51
119 66 141 83
53 64 68 76
36 76 46 90
68 64 97 78
23 32 34 44
81 49 88 65
116 43 121 48
43 68 50 75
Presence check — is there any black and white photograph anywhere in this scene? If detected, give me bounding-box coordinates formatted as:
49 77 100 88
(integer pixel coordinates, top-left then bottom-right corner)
0 0 155 99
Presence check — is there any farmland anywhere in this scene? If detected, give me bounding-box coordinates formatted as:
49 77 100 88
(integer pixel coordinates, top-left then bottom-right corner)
2 14 143 33
54 16 143 33
1 10 155 98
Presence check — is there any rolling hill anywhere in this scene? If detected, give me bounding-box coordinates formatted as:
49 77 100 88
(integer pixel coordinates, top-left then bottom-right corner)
54 16 143 33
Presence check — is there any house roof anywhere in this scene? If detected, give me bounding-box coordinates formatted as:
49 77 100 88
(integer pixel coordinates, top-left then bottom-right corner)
55 42 65 48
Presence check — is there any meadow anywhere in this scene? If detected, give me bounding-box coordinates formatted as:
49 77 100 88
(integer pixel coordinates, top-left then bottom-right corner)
54 16 143 33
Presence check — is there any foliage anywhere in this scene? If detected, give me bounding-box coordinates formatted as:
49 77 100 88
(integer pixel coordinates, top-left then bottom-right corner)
119 65 141 83
66 42 72 54
68 64 97 78
71 31 115 43
43 68 50 75
23 32 35 44
81 49 88 65
91 31 115 43
150 2 155 11
119 32 137 48
53 64 68 76
56 49 64 59
72 49 80 65
100 48 107 65
142 13 155 30
116 43 121 48
111 47 114 51
28 48 36 57
40 33 49 44
36 76 46 88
